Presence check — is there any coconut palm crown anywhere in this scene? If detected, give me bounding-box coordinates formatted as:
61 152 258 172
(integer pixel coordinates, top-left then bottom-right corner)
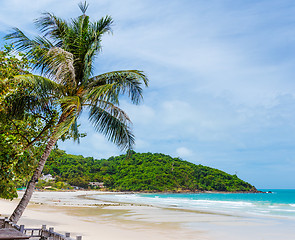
5 1 148 223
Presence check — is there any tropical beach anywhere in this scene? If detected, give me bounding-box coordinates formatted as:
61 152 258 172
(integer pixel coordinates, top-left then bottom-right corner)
1 1 295 240
1 191 295 240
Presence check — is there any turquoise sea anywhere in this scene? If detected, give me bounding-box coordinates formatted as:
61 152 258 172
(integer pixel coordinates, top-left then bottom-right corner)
93 189 295 219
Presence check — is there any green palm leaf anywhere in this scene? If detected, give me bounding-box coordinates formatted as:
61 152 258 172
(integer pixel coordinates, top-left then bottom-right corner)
4 74 60 118
34 12 68 46
87 70 148 105
54 96 82 138
89 104 134 151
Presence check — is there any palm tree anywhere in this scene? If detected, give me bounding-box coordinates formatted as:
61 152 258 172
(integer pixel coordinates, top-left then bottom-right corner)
5 1 148 223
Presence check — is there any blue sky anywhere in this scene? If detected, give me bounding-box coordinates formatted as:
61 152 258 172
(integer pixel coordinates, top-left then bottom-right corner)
1 0 295 189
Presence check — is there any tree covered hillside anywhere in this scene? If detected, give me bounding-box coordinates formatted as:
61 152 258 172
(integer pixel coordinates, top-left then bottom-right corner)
43 150 257 192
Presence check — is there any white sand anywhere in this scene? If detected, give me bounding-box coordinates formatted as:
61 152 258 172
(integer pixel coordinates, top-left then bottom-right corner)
1 191 294 240
0 191 211 240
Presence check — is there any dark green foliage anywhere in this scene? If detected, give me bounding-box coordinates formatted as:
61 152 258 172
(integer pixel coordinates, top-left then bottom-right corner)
44 150 256 192
0 46 45 199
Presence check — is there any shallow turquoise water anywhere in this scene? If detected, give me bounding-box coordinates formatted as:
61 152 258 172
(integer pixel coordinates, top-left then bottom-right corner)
138 189 295 218
93 189 295 218
142 189 295 204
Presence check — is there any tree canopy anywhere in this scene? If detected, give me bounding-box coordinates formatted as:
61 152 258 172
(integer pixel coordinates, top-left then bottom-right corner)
0 46 48 199
43 150 257 192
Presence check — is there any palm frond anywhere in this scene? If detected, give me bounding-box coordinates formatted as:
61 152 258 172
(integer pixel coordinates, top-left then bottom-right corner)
46 47 76 88
4 74 61 119
70 118 80 143
65 14 113 86
91 99 131 123
5 28 37 52
9 74 61 98
81 16 113 82
28 37 55 75
34 12 68 46
54 96 82 138
81 36 100 83
65 14 91 85
88 104 134 151
93 15 113 35
6 30 75 85
80 16 113 81
78 1 89 15
87 70 149 105
4 29 58 77
86 83 119 105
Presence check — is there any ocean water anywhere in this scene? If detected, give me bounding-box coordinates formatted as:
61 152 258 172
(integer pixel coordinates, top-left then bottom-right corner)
93 189 295 219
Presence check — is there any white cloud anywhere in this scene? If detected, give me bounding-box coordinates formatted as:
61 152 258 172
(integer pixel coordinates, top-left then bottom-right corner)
176 147 193 158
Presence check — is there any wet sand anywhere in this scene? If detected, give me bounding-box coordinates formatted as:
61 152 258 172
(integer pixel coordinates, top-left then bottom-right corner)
0 191 294 240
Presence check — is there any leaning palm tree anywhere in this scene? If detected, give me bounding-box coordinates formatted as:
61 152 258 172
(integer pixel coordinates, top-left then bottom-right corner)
5 1 148 223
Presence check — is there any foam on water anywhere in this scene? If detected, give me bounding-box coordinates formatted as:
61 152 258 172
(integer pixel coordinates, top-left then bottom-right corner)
92 189 295 219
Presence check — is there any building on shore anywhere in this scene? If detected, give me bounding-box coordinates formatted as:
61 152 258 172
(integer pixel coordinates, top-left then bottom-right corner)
88 182 104 188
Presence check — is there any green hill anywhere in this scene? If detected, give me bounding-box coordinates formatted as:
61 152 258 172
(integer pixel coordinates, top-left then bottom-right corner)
43 150 257 192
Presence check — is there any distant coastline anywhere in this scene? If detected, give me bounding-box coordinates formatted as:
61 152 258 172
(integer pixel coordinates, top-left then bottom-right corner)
33 188 264 194
103 189 264 194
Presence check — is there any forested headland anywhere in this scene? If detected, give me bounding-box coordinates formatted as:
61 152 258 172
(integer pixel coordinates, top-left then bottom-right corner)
42 149 257 192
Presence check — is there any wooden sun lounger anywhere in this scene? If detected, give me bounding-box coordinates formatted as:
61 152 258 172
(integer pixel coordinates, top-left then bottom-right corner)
0 228 30 239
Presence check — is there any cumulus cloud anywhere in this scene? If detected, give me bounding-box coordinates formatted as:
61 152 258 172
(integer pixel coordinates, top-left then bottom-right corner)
176 147 193 158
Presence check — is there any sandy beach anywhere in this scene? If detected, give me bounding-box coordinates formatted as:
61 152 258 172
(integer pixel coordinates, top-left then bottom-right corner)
0 191 294 240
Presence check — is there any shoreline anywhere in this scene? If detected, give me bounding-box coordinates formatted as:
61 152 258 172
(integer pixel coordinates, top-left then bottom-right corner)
34 188 265 194
1 191 294 240
1 191 211 240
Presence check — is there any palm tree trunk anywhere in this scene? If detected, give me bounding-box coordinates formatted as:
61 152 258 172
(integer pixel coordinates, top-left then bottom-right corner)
9 136 58 223
9 114 67 224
